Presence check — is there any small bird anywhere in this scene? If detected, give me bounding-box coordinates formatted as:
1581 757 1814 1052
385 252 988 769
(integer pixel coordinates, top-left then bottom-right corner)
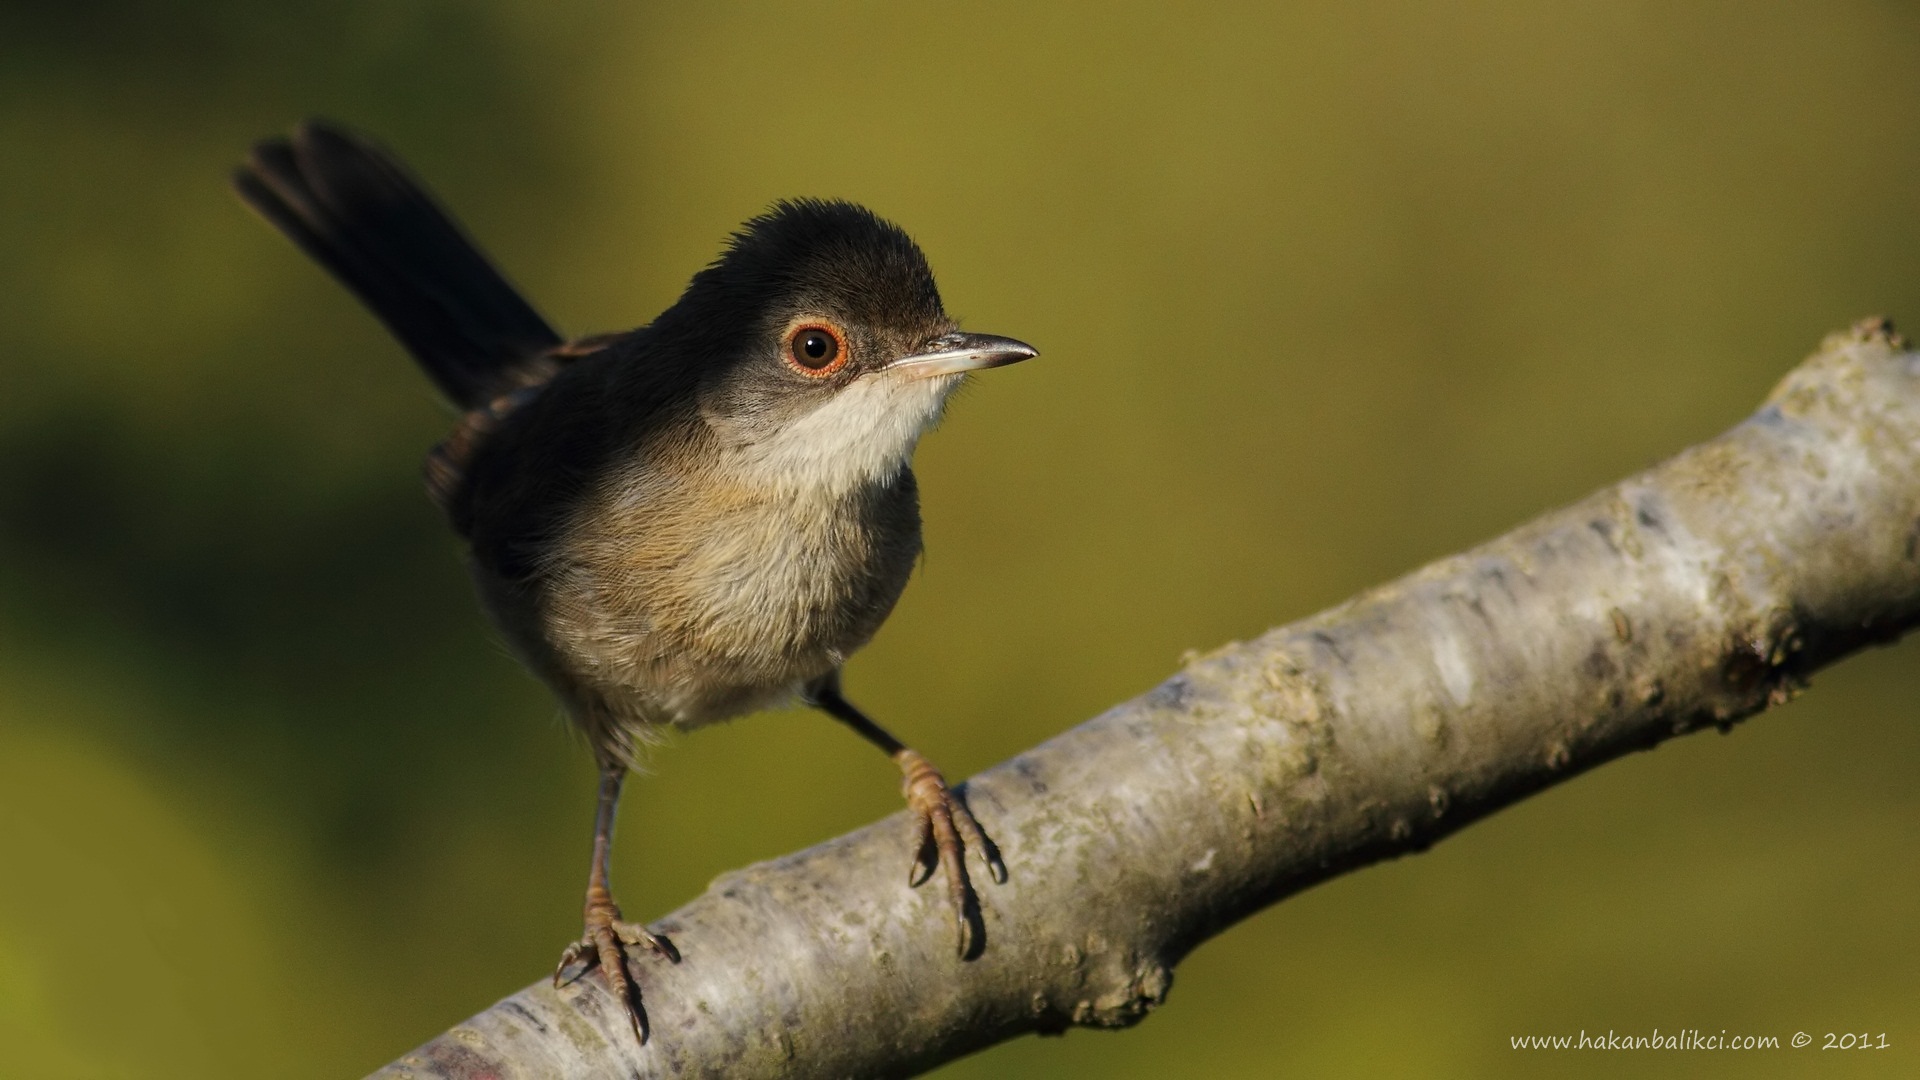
232 120 1033 1040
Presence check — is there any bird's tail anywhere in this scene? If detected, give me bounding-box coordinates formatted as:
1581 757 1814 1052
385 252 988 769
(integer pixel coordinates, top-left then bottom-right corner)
233 119 562 409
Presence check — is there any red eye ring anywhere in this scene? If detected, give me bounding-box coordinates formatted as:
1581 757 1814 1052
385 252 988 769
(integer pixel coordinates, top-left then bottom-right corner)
784 321 849 377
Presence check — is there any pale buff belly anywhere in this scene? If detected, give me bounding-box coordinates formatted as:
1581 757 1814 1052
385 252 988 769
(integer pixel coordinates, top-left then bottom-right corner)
535 486 915 732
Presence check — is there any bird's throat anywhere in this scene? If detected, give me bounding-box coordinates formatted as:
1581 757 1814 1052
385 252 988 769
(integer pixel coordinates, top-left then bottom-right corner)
729 372 957 498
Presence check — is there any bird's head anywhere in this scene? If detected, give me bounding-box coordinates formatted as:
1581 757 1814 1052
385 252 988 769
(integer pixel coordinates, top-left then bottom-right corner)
654 199 1035 494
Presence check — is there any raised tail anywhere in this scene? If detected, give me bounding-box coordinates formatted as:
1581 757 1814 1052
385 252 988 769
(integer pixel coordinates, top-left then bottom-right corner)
233 119 563 409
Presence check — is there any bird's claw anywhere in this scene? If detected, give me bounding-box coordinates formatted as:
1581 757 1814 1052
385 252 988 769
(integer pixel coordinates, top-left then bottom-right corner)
552 897 678 1043
899 750 1004 958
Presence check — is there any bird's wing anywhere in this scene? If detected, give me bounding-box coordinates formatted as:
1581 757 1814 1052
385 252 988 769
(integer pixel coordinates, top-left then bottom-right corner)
421 332 623 511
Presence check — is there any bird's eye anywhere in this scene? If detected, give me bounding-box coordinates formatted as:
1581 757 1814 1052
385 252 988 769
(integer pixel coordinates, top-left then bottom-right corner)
785 322 848 376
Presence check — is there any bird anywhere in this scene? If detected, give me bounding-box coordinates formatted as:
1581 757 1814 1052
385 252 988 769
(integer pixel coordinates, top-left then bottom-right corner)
231 119 1034 1041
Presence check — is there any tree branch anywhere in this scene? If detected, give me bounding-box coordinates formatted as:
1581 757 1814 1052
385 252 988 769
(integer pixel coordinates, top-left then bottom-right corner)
373 321 1920 1080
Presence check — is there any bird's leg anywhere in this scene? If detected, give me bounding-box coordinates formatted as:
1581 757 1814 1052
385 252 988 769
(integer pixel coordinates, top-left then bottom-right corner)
806 673 1006 957
552 763 679 1042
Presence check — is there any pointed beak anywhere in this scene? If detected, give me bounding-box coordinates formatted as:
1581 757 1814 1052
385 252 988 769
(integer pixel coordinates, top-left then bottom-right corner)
884 332 1038 380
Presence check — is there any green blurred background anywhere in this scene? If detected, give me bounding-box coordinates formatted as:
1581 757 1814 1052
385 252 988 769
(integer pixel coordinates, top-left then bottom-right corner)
1 2 1916 1077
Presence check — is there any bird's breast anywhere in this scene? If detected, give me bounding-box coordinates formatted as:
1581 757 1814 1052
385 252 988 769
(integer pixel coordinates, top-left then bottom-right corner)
539 462 923 728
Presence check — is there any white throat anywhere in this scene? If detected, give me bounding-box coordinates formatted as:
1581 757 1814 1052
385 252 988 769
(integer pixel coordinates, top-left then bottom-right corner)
734 373 958 496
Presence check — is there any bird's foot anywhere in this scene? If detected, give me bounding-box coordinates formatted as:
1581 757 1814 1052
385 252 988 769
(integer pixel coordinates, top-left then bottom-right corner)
553 892 680 1043
898 749 1006 958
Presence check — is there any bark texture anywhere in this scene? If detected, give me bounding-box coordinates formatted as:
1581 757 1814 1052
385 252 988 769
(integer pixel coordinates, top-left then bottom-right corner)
374 322 1920 1080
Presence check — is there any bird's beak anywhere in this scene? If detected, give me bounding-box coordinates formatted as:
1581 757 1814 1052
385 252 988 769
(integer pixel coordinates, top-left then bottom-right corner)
884 332 1037 380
